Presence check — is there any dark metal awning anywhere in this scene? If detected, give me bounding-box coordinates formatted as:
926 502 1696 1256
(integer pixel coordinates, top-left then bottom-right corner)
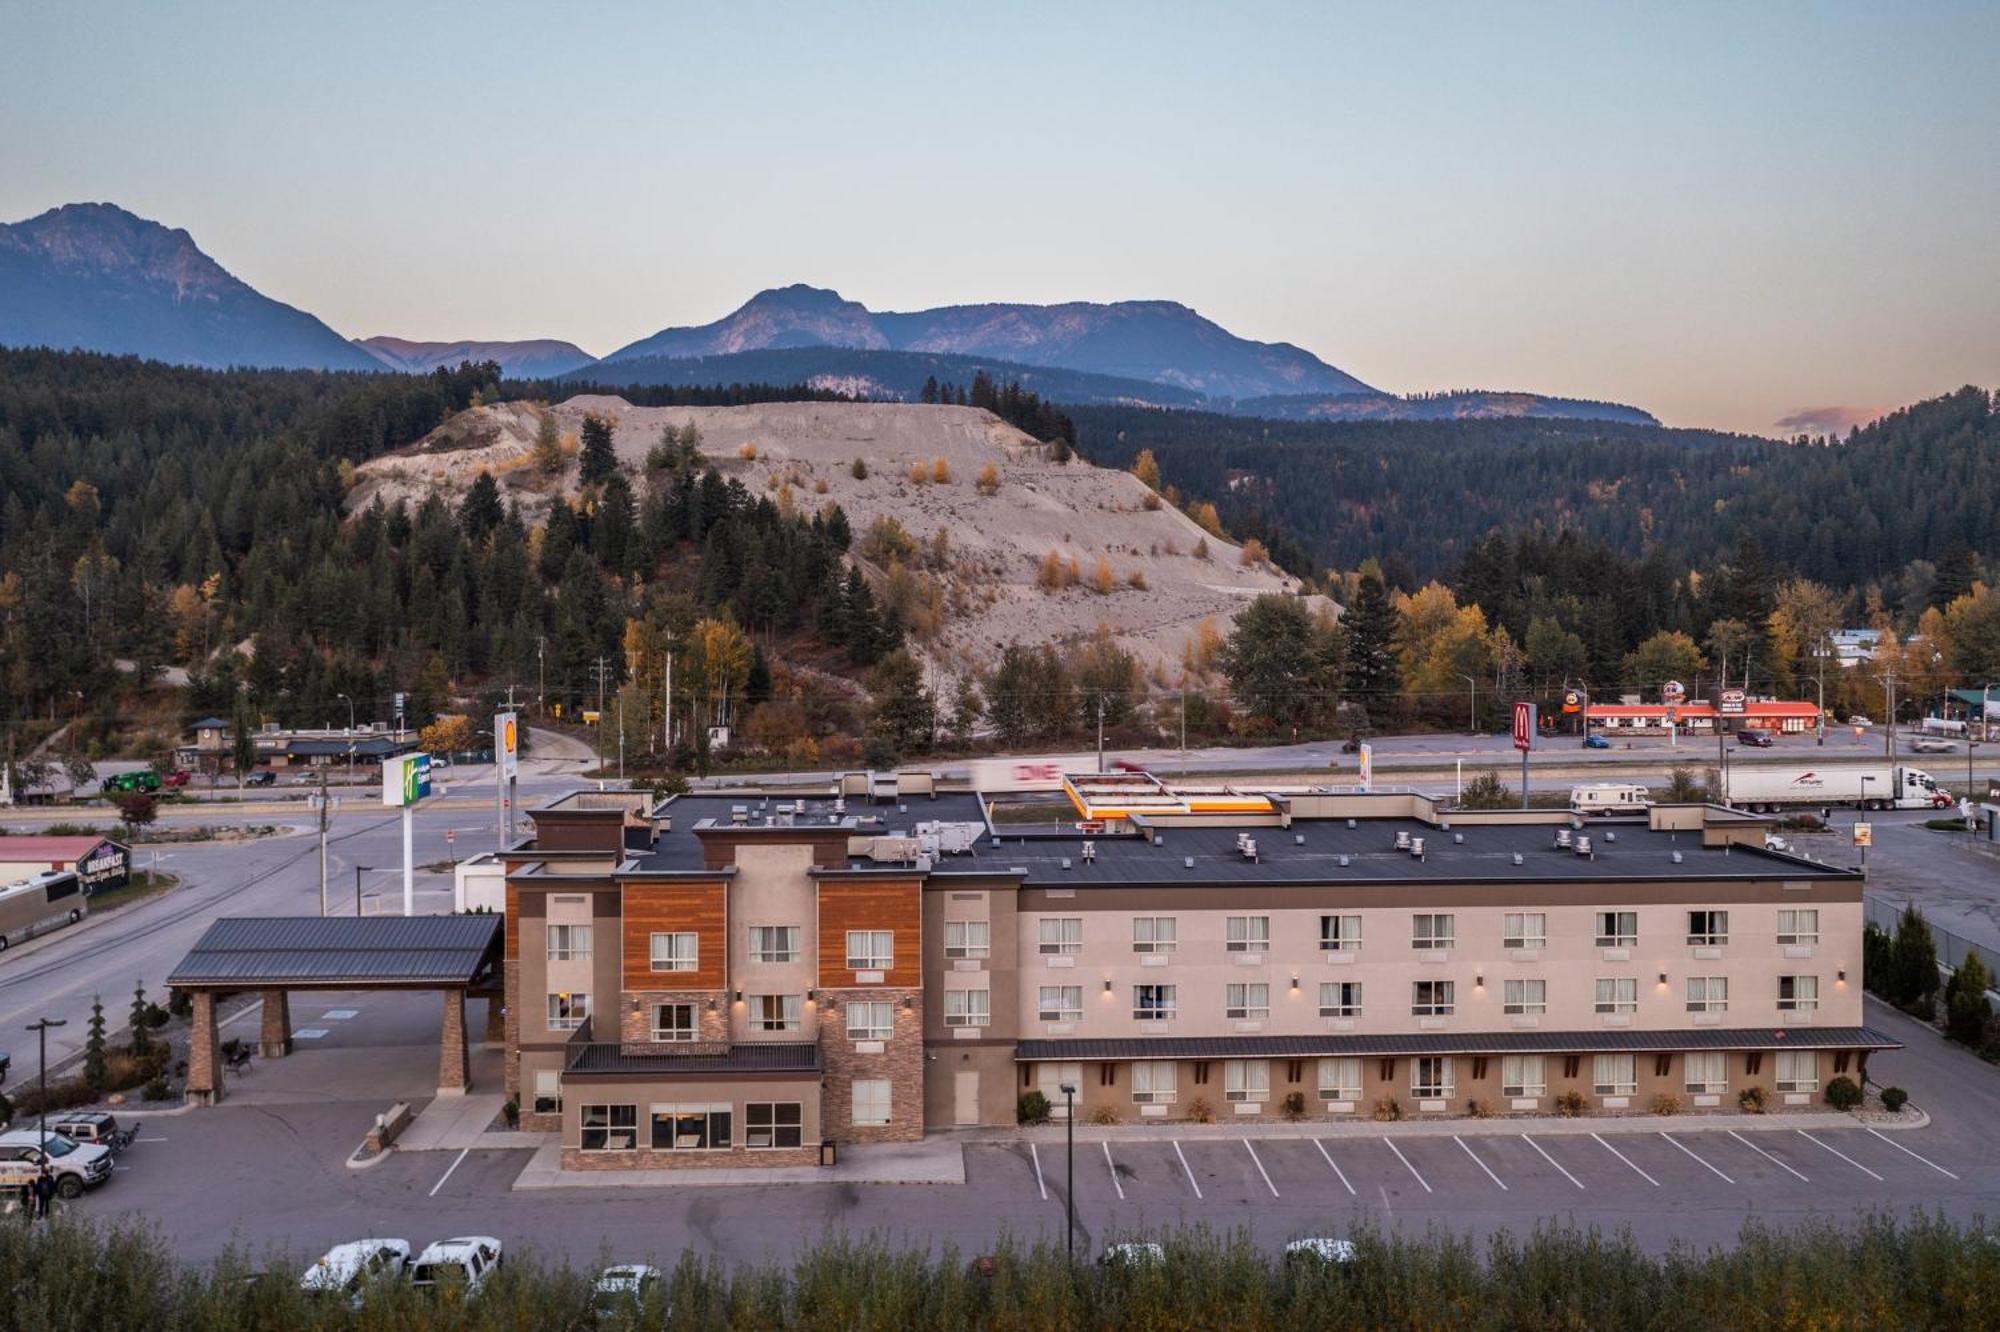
167 916 502 990
1014 1026 1900 1062
565 1042 820 1078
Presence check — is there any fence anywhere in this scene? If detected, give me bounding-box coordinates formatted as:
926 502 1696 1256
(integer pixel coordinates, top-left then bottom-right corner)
1864 895 1999 992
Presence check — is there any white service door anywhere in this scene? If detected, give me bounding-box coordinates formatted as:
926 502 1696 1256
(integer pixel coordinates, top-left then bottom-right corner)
954 1070 980 1126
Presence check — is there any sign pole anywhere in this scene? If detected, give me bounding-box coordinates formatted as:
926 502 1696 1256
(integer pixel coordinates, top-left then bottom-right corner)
402 803 414 916
1513 701 1536 809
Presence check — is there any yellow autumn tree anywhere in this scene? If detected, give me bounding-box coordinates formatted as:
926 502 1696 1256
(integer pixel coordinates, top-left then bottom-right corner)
975 462 1000 495
1132 449 1161 490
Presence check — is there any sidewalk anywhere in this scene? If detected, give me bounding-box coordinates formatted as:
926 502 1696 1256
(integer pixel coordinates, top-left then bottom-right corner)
396 1092 506 1151
512 1138 967 1190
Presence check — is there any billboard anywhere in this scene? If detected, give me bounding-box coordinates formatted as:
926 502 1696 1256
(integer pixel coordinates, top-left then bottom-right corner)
1357 743 1373 791
1719 688 1746 716
496 711 519 780
382 752 432 808
1512 702 1536 752
967 758 1066 792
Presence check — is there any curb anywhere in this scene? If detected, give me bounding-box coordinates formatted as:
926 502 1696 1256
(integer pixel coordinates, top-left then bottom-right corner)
346 1145 395 1171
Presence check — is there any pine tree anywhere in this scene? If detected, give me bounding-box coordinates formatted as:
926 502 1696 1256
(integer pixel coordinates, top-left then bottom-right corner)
460 471 503 541
1944 949 1992 1045
844 567 884 665
1890 907 1940 1014
1342 571 1402 725
920 376 940 405
129 983 152 1057
532 408 564 476
84 994 108 1093
579 414 618 486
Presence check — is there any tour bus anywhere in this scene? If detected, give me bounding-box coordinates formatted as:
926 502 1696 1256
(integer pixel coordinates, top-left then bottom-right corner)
0 870 87 951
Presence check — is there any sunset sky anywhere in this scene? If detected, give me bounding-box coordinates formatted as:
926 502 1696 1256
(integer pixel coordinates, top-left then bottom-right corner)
3 0 1994 435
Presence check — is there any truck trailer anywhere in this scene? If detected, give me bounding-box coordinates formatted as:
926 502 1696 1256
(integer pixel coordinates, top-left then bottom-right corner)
1724 763 1950 811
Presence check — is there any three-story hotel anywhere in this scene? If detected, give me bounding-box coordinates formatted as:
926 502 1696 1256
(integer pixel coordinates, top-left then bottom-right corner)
502 772 1892 1171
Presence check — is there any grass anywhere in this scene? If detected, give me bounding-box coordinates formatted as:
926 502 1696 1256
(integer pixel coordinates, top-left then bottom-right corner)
86 869 177 913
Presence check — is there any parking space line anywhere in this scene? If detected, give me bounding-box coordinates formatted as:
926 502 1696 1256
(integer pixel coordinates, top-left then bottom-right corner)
1592 1133 1660 1187
1728 1130 1809 1182
134 1137 168 1143
1243 1140 1279 1197
1383 1138 1432 1193
1102 1142 1125 1200
1029 1143 1047 1201
1797 1131 1883 1181
1454 1136 1507 1190
1313 1139 1356 1195
1865 1128 1959 1180
1173 1141 1203 1199
428 1147 469 1198
1521 1135 1586 1190
1660 1132 1734 1183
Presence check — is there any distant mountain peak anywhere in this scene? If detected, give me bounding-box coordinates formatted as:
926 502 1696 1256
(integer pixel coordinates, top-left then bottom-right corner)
358 335 595 378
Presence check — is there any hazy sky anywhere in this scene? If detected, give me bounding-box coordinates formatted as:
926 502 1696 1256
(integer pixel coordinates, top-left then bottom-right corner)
3 1 1995 435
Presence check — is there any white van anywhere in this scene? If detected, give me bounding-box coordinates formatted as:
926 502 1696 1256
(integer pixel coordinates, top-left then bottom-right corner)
1571 783 1651 815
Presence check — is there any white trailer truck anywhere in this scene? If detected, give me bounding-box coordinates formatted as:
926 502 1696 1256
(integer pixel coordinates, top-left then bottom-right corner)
1724 764 1950 811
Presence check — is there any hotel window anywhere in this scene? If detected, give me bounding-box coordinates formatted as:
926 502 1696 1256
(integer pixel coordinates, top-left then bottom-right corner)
1131 1060 1177 1104
579 1104 637 1152
1037 986 1083 1023
846 930 894 970
1133 984 1178 1021
1225 983 1270 1020
1319 914 1362 951
1224 1059 1270 1102
1684 1051 1728 1094
1686 976 1729 1013
851 1079 892 1127
532 1069 561 1115
1132 916 1178 953
650 931 698 972
1593 1054 1637 1096
651 1003 697 1043
1037 1062 1083 1105
1687 911 1729 947
1037 917 1083 955
1778 975 1819 1011
846 1000 894 1041
1501 1055 1546 1098
1595 912 1638 947
1319 981 1362 1018
1411 979 1455 1017
1226 916 1270 952
1317 1057 1362 1101
746 1102 804 1149
748 926 798 964
1777 909 1820 946
1411 1056 1454 1099
1502 913 1546 949
752 994 802 1032
1411 913 1455 950
1503 979 1547 1016
1775 1050 1820 1093
546 991 589 1031
1594 978 1637 1014
944 988 991 1027
650 1103 731 1151
545 923 591 962
944 920 990 958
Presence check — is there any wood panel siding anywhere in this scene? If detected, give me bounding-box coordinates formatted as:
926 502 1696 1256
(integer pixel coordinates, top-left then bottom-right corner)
622 882 728 991
817 878 922 988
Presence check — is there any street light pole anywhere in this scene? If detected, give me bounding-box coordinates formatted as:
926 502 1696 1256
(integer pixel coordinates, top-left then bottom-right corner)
354 864 371 917
26 1017 67 1157
1458 674 1477 735
1059 1081 1077 1261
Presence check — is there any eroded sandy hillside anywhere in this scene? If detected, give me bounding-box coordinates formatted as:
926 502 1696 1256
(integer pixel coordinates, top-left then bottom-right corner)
347 397 1325 682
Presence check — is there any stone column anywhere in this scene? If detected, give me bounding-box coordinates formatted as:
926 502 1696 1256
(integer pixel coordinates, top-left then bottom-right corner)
185 991 223 1106
439 988 470 1095
258 989 292 1058
483 994 505 1045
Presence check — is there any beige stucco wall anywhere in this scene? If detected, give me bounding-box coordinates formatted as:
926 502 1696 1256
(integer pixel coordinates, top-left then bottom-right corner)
727 842 822 1043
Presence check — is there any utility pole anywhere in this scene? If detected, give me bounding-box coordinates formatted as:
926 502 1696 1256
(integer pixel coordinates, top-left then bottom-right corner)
317 772 330 917
1817 633 1827 746
1095 694 1106 775
1885 669 1897 763
664 651 674 756
590 656 614 773
1179 690 1187 756
354 864 369 916
616 696 625 781
536 636 547 719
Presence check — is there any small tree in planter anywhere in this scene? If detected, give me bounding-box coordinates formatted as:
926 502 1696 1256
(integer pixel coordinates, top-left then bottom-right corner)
1373 1096 1403 1122
83 995 109 1095
1016 1090 1051 1125
1280 1092 1308 1122
1738 1086 1768 1114
1944 950 1994 1046
1185 1097 1214 1124
1823 1076 1863 1111
502 1097 520 1128
1466 1098 1493 1119
1553 1090 1587 1118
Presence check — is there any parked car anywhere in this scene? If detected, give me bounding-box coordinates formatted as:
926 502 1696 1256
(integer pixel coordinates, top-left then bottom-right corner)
161 769 191 787
301 1239 412 1304
0 1129 113 1198
411 1237 502 1299
592 1263 663 1315
1098 1242 1166 1267
288 770 325 785
48 1112 131 1155
1735 729 1775 748
243 771 276 787
1582 733 1611 749
1284 1237 1358 1264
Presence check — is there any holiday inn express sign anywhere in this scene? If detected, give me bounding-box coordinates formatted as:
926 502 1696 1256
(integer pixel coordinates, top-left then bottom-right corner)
382 752 432 808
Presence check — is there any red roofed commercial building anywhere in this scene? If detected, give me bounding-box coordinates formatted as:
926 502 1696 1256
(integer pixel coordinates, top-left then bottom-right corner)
0 835 132 894
1586 700 1824 736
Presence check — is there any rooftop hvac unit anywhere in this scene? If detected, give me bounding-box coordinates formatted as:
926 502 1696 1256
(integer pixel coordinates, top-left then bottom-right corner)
1452 832 1464 844
1394 830 1411 850
1081 841 1096 862
1061 857 1072 870
1671 851 1684 864
1409 837 1425 859
1338 854 1351 868
1183 856 1195 870
731 805 749 825
1556 828 1572 848
1604 830 1617 842
1512 853 1524 866
1294 834 1305 846
1346 819 1357 829
1574 835 1592 857
1241 838 1259 862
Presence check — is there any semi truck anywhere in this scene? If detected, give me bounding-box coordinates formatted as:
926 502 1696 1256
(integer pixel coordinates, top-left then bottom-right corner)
1724 763 1950 811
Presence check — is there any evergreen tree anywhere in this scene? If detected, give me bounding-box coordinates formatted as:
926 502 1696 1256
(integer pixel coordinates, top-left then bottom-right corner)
1342 572 1401 724
1890 907 1940 1014
867 649 936 754
579 413 618 486
1944 949 1993 1045
460 471 503 542
920 376 940 405
532 408 564 476
83 994 108 1093
985 645 1036 746
1222 594 1329 729
129 983 152 1057
844 567 886 665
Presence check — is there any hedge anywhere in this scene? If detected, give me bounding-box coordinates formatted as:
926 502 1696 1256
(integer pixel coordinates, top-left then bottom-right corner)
1 1214 1997 1330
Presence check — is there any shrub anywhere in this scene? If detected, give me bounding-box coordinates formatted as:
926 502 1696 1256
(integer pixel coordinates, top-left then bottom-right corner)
851 458 867 480
1823 1076 1863 1111
167 989 192 1019
141 1077 170 1102
1553 1090 1587 1118
908 461 929 485
143 1002 170 1030
1185 1097 1214 1124
0 1092 10 1127
737 442 758 461
1738 1086 1768 1114
1944 949 1994 1046
1280 1092 1307 1122
1880 1086 1909 1112
931 456 951 484
502 1097 520 1128
1086 1104 1121 1126
975 462 999 495
1650 1093 1684 1116
1016 1091 1051 1126
1373 1096 1403 1122
1466 1098 1493 1119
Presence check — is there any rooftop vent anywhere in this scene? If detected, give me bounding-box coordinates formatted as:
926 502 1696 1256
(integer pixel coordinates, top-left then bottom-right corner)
1338 854 1351 868
1081 841 1097 863
1452 832 1464 845
1394 830 1411 850
1671 850 1684 864
1241 838 1259 862
1574 834 1593 858
1061 857 1072 871
1183 856 1195 870
1409 836 1425 859
1511 852 1524 866
1604 830 1617 843
1556 828 1572 849
1294 833 1305 846
1346 819 1357 830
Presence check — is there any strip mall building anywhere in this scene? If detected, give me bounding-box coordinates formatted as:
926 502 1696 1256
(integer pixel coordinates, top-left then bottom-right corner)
503 774 1890 1171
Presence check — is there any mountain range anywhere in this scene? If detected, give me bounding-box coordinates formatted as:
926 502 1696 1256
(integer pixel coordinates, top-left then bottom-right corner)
0 202 1657 424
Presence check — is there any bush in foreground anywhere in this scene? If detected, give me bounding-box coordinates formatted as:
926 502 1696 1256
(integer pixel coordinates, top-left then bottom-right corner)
4 1214 1999 1330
